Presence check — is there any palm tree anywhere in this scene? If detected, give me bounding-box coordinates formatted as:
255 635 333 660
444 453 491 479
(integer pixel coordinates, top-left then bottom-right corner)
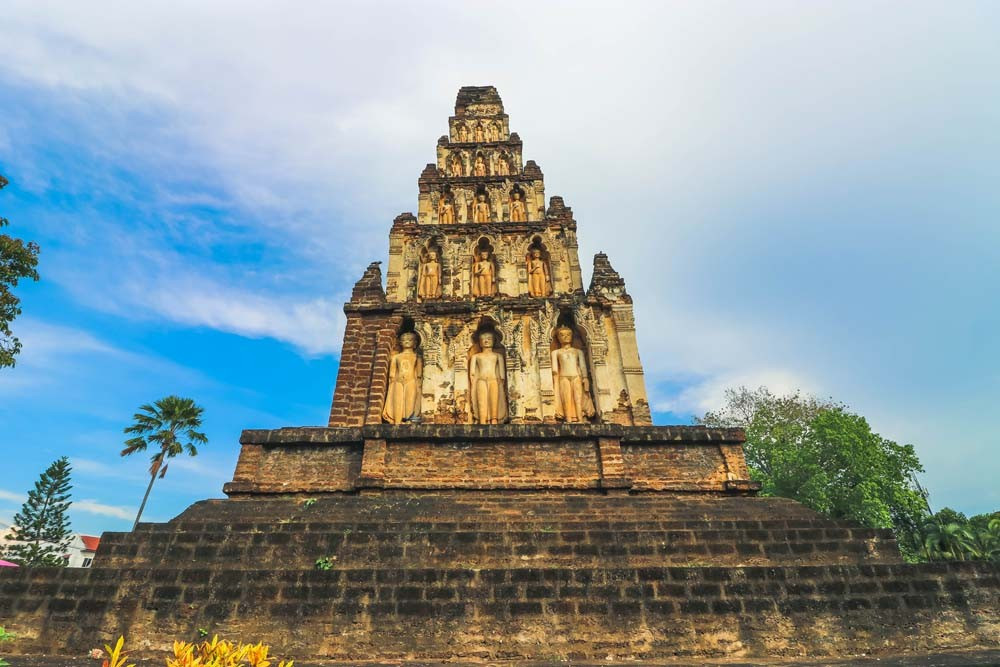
122 396 207 530
922 519 976 561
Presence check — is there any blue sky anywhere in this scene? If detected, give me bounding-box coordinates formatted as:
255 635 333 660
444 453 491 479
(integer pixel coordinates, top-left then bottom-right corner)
1 2 998 535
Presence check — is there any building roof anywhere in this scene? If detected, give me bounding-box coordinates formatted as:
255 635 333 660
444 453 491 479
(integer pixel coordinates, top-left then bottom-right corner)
79 535 101 552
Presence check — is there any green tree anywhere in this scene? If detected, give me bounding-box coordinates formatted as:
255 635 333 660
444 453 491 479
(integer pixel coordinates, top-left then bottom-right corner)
122 395 208 530
2 457 73 566
0 174 41 368
921 516 977 561
698 387 927 546
916 509 1000 562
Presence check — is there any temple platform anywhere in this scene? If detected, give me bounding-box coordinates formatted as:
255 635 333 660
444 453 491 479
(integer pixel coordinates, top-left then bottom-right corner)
1 491 997 661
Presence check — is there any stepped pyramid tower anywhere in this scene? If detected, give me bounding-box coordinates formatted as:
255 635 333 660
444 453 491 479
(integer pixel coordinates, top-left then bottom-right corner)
328 85 651 429
1 87 997 664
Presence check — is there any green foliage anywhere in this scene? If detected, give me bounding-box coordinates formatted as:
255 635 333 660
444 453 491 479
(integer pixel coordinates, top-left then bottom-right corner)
302 498 317 509
912 508 1000 562
122 396 208 529
698 386 927 537
0 174 41 369
2 457 73 567
0 625 15 667
314 556 334 570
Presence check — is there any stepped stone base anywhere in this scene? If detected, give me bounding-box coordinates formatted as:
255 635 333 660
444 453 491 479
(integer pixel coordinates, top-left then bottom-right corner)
1 492 998 661
223 425 758 495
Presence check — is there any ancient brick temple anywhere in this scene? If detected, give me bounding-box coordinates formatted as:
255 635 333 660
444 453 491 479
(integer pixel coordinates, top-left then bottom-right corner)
1 87 998 663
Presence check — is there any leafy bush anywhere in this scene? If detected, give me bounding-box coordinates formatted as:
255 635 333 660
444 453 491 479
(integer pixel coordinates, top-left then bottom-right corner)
0 625 16 667
94 635 293 667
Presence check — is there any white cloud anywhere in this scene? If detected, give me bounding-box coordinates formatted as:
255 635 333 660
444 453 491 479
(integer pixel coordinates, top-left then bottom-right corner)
0 490 24 504
74 499 135 521
655 368 817 417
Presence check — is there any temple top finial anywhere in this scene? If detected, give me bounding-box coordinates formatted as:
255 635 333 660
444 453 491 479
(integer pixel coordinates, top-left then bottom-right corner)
455 86 504 117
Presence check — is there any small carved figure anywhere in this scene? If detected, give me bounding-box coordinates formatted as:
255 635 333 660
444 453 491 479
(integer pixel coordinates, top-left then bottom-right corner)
469 331 507 424
473 194 491 222
473 155 487 177
496 154 510 176
486 122 498 142
551 327 595 423
438 196 455 223
474 123 485 142
458 124 469 142
510 192 527 222
417 250 442 299
449 154 463 177
526 248 550 296
383 332 423 424
471 250 496 297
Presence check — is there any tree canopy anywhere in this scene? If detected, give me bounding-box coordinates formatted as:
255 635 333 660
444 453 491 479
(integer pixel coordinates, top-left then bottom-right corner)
697 387 927 536
122 395 208 529
2 457 73 567
0 174 41 368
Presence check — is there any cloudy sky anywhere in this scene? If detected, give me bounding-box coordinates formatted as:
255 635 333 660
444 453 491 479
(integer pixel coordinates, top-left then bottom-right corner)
1 1 997 534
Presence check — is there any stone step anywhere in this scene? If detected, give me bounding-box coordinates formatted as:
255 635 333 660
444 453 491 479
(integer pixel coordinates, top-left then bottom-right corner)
169 495 823 524
2 561 997 661
96 526 900 569
135 519 869 535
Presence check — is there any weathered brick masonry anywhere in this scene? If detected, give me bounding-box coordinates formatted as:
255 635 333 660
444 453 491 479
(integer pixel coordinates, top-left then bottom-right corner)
224 424 756 495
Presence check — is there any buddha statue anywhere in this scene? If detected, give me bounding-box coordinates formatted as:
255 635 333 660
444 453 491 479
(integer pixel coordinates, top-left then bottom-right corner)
417 250 441 299
510 192 527 222
458 124 469 142
551 326 595 423
473 194 491 223
526 248 550 297
473 155 487 177
496 154 510 176
486 122 498 142
471 250 495 297
438 196 455 223
469 330 507 424
449 154 463 177
474 123 485 142
382 332 423 424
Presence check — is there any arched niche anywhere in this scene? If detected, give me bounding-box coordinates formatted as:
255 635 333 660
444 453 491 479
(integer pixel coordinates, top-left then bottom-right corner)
469 184 492 223
525 236 552 297
417 238 443 300
470 237 497 298
549 311 598 424
447 151 464 177
494 150 512 176
382 317 423 425
437 186 456 223
509 184 528 222
467 317 508 424
472 151 488 177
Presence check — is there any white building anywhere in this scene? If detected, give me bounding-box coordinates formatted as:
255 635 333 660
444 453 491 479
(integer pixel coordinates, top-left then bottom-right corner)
0 522 101 567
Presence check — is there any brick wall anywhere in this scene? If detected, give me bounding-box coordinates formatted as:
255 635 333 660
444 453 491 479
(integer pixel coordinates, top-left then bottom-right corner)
381 439 601 489
623 442 730 491
327 310 401 427
2 562 997 660
224 443 362 495
224 425 757 495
